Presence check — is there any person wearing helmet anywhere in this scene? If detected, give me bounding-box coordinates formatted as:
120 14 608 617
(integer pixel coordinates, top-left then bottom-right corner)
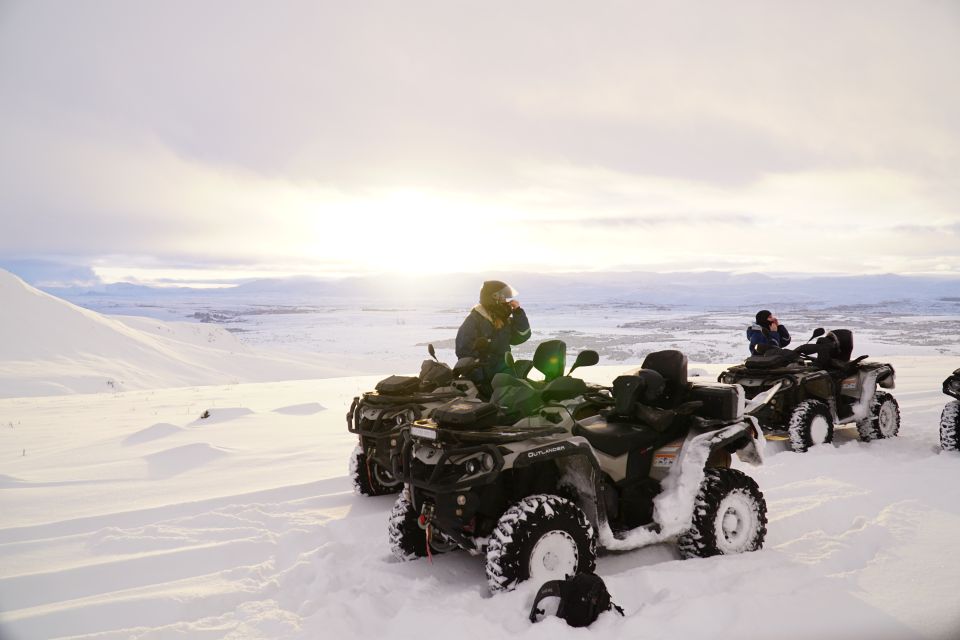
747 309 791 355
456 280 531 394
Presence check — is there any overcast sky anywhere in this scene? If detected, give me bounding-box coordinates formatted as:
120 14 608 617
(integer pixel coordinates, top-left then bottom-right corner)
1 0 958 285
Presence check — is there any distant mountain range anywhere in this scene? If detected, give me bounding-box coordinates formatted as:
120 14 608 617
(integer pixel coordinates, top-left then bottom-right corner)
38 270 960 311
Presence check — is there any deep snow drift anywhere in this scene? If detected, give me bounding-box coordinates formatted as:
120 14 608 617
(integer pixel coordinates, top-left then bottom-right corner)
0 269 344 398
1 361 959 640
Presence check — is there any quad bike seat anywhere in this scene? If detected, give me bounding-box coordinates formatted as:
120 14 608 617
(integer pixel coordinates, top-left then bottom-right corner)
790 330 857 375
829 329 854 362
611 371 664 415
640 350 689 408
744 348 798 370
573 417 676 458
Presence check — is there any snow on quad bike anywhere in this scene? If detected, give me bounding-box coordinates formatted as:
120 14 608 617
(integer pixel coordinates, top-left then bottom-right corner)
719 328 899 453
390 348 768 593
347 344 482 496
940 368 960 452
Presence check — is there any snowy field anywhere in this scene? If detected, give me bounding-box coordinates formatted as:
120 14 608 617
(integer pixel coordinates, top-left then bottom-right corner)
2 269 960 639
1 360 959 640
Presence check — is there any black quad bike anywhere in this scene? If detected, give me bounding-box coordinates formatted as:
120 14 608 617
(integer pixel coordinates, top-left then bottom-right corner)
389 348 768 593
347 339 594 496
940 368 960 452
719 329 899 452
347 345 481 496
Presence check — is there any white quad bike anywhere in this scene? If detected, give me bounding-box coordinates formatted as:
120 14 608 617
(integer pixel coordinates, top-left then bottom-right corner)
390 349 769 593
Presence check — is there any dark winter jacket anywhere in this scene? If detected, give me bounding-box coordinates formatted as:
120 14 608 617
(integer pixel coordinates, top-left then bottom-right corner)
456 305 531 385
746 323 791 355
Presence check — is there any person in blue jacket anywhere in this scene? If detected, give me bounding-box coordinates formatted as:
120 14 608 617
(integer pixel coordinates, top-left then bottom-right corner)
747 309 791 355
456 280 531 394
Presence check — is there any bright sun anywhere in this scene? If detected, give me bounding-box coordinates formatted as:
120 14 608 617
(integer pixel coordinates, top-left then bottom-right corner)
307 190 530 275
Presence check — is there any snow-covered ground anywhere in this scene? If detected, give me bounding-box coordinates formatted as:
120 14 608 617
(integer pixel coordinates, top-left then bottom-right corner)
2 268 959 638
1 359 959 640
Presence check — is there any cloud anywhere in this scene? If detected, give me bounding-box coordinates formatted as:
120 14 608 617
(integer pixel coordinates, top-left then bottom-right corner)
527 214 756 228
0 259 102 288
0 0 958 278
892 223 960 236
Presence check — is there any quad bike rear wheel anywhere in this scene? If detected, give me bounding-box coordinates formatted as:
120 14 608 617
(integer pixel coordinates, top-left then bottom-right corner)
350 444 402 496
940 400 960 452
679 468 767 559
485 494 596 593
857 391 901 441
788 400 834 452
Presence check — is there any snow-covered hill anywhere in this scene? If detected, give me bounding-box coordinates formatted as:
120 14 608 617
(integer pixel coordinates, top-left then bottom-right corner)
0 269 344 397
0 361 958 639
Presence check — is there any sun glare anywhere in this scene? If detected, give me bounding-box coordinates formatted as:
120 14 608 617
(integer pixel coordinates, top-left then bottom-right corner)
306 190 526 275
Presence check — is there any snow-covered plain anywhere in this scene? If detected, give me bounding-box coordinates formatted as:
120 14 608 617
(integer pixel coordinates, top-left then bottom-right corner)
48 273 960 380
2 269 960 639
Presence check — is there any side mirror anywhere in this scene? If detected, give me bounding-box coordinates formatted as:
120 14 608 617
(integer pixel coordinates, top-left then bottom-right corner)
453 356 479 377
533 339 567 382
427 343 439 362
809 328 825 342
568 350 599 376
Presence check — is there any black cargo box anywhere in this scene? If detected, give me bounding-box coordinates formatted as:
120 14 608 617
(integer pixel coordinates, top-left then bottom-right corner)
688 383 742 421
432 399 499 429
375 375 420 395
419 359 454 389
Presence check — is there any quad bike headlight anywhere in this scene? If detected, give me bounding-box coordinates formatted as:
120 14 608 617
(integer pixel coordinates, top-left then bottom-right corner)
481 453 495 471
464 459 479 475
394 409 417 426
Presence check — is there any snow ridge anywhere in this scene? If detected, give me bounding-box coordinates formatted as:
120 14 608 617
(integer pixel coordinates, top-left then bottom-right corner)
0 268 340 397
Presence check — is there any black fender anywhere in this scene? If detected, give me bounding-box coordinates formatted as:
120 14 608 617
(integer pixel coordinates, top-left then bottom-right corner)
512 439 607 531
877 364 896 389
945 370 960 400
512 440 599 470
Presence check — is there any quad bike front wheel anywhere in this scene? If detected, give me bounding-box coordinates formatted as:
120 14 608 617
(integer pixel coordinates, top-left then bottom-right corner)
940 400 960 452
788 399 834 452
857 391 901 441
485 494 596 593
679 468 767 559
350 444 402 496
388 490 457 560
